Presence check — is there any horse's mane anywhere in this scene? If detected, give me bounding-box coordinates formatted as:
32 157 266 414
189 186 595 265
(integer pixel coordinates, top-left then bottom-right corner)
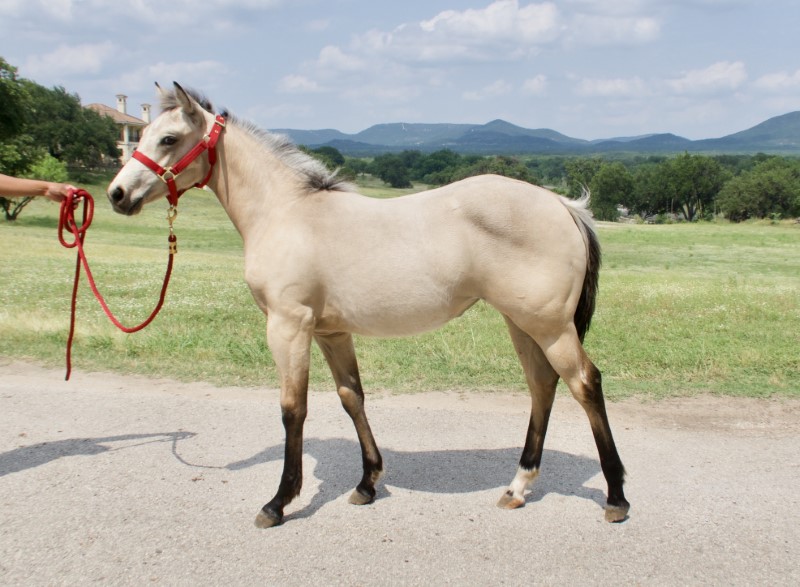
160 86 353 194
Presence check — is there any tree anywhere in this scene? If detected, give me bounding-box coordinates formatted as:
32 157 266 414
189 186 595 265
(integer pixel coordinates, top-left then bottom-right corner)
718 157 800 221
451 155 537 184
22 81 119 167
629 163 672 218
564 157 602 198
307 145 345 170
411 149 462 184
589 162 633 221
666 153 727 221
1 58 121 220
369 153 413 188
0 57 29 139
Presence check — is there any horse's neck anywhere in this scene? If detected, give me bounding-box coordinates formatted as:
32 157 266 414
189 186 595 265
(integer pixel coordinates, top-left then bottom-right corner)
208 125 295 240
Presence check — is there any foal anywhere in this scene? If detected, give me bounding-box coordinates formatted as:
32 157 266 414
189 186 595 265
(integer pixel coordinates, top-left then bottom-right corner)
107 83 629 527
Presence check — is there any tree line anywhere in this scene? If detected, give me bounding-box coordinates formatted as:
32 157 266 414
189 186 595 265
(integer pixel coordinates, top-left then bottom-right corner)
304 145 800 222
3 55 798 223
1 57 119 219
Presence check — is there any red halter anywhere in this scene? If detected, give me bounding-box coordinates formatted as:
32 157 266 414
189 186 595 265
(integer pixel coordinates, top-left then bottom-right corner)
132 114 226 206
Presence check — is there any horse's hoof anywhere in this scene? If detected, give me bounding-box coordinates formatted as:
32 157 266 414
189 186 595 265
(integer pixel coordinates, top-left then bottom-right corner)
348 487 375 506
254 508 283 529
497 491 525 510
604 502 630 523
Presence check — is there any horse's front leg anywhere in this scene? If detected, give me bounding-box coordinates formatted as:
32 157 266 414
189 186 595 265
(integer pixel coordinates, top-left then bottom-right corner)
255 310 314 529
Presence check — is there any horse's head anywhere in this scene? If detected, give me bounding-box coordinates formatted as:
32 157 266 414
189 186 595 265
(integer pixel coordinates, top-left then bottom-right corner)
108 82 219 215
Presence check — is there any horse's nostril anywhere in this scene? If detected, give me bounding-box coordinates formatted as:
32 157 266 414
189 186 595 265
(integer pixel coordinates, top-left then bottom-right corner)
110 186 124 203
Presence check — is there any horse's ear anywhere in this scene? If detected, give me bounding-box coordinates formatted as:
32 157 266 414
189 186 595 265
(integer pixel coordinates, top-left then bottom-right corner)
173 82 196 116
155 82 166 98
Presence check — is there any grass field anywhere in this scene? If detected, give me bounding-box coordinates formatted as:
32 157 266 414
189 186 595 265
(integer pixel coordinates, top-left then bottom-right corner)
1 180 798 399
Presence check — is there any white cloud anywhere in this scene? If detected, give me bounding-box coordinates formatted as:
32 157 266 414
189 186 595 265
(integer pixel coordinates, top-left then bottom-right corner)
0 0 73 20
568 13 659 45
755 70 800 92
326 1 562 67
278 74 322 93
316 45 366 72
1 0 282 24
576 75 647 97
420 1 561 45
522 75 548 95
23 42 115 77
668 61 747 94
112 61 226 97
463 79 514 101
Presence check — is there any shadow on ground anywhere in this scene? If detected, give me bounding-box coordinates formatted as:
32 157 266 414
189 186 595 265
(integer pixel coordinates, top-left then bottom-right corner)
0 432 604 520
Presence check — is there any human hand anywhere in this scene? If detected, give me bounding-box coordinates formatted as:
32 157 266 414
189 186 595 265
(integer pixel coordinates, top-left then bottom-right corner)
44 182 77 202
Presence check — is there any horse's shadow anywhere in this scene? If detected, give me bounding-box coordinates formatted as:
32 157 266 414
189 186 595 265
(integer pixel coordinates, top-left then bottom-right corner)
0 432 604 520
225 437 606 522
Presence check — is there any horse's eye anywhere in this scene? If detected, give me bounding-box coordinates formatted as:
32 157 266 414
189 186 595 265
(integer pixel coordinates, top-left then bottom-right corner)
161 136 178 146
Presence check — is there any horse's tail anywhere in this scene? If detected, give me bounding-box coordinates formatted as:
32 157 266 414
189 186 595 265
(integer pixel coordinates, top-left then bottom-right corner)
559 189 601 342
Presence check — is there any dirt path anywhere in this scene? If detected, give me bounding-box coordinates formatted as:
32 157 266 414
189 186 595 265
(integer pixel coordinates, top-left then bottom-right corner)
2 360 799 585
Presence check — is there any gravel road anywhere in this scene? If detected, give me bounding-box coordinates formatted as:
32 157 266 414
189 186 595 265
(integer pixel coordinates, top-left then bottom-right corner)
1 361 798 585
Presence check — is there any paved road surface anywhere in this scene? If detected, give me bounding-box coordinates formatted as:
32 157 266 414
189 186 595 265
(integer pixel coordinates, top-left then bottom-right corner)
1 361 798 585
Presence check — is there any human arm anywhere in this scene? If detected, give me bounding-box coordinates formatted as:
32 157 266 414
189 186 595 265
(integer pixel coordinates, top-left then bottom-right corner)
0 173 75 202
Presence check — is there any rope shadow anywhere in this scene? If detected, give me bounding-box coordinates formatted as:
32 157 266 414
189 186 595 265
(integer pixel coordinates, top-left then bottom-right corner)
0 432 196 478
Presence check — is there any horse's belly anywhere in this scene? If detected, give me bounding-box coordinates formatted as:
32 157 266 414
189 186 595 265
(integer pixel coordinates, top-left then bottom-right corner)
318 294 477 337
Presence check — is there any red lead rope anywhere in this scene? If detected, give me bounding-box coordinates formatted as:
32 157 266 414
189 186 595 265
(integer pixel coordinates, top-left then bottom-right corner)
58 188 176 380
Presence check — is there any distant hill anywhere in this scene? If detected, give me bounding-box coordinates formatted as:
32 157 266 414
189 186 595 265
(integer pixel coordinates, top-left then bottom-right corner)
272 111 800 156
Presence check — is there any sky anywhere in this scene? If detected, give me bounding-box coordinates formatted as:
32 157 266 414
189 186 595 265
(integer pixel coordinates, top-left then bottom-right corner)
2 0 800 140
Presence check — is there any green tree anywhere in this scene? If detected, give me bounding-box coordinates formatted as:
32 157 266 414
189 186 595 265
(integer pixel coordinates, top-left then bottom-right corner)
410 149 462 184
564 157 603 198
667 153 727 221
718 157 800 221
589 162 633 221
22 81 119 167
629 163 672 219
0 57 29 138
369 153 413 188
306 145 345 170
451 155 536 184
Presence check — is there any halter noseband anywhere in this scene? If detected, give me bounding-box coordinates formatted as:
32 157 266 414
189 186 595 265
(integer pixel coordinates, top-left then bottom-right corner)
132 114 226 206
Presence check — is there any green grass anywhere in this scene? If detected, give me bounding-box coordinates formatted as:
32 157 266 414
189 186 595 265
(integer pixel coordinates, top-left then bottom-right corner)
1 181 798 399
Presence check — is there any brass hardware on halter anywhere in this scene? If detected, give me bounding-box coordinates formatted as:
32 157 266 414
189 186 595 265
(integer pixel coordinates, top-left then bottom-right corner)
159 167 178 183
167 206 178 255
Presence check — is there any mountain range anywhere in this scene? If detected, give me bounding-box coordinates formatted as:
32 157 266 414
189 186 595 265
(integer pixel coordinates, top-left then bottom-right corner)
271 111 800 156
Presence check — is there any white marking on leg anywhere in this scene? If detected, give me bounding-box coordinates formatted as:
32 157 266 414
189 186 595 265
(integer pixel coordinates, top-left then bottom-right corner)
509 465 539 500
498 465 539 509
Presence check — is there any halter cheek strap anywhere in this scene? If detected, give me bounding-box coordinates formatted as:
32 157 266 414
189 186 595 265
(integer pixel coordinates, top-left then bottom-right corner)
132 114 226 206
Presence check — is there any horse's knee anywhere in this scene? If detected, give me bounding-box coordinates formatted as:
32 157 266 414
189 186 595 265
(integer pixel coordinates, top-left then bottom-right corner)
281 404 307 427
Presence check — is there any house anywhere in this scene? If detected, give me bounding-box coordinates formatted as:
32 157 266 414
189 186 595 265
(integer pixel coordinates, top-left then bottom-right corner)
87 95 151 163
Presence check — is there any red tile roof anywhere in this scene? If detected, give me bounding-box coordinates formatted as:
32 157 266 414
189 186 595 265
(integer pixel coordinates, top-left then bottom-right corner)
87 103 147 126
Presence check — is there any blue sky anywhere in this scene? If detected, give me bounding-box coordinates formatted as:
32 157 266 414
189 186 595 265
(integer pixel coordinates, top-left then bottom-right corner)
2 0 799 140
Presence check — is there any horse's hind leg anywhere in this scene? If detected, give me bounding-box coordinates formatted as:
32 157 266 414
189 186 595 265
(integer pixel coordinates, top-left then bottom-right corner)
498 316 559 509
315 332 384 505
537 327 630 522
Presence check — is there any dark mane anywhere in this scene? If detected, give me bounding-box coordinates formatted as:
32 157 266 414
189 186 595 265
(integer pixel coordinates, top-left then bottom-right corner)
159 86 353 194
